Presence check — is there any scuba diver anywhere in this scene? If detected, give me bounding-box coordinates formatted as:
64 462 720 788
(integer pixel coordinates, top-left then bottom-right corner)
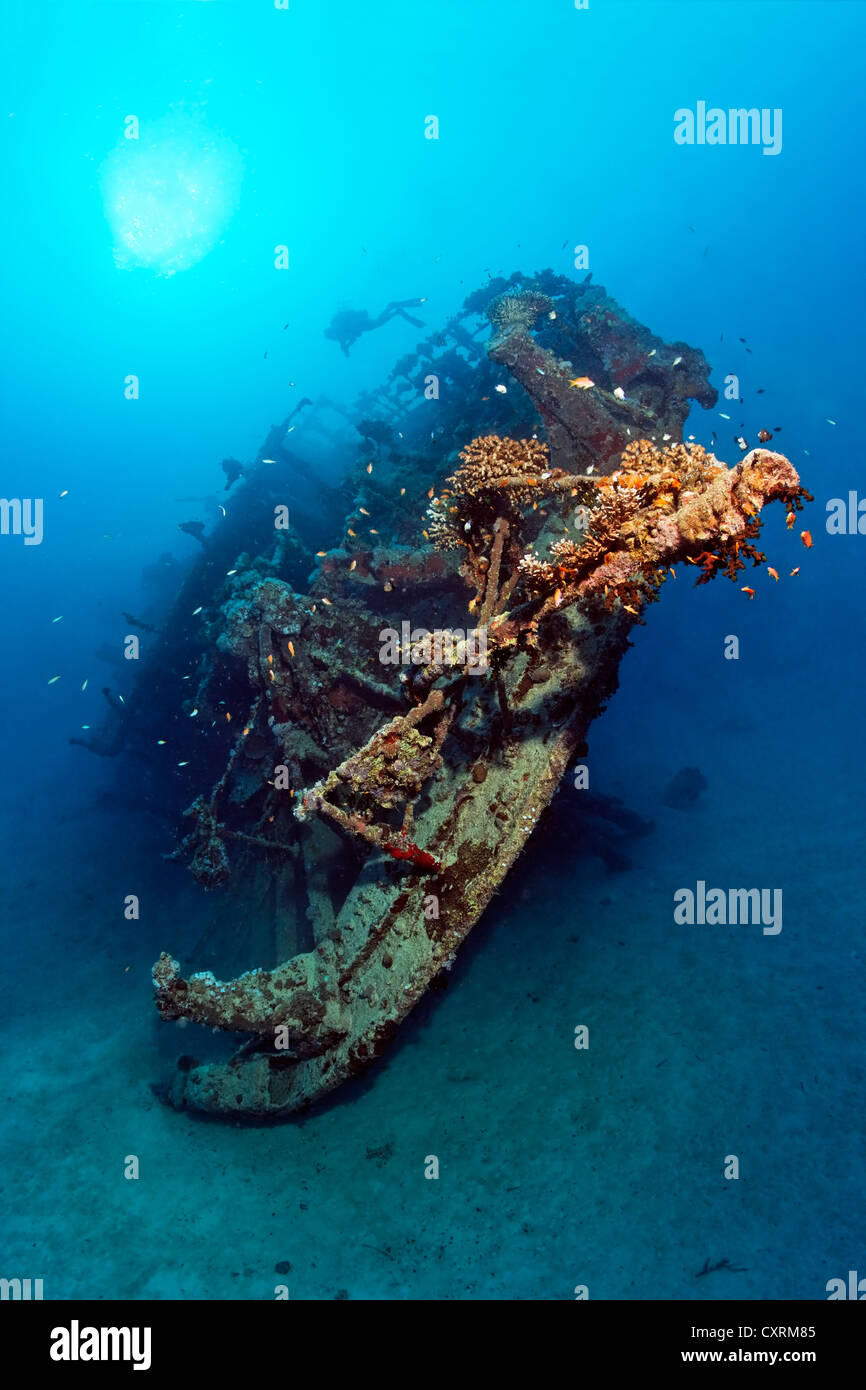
324 298 426 356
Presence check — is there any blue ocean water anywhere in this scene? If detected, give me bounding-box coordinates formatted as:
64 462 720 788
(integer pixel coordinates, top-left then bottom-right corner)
0 0 863 1302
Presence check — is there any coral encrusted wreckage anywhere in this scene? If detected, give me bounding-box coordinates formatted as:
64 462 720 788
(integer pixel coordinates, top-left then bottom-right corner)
77 272 810 1117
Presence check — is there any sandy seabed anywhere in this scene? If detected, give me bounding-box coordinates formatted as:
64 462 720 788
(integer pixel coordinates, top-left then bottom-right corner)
0 699 862 1302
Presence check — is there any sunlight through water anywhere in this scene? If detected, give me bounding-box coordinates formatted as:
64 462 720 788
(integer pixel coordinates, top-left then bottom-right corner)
100 110 243 276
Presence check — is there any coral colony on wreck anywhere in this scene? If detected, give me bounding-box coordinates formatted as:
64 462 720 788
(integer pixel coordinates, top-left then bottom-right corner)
674 102 782 156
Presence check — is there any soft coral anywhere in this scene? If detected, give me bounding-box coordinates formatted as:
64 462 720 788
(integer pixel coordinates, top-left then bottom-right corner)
383 836 441 873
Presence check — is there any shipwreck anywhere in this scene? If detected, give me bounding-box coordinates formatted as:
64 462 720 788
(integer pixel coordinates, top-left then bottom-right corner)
74 270 810 1117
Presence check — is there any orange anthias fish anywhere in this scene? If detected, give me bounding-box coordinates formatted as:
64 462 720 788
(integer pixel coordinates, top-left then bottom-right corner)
568 376 595 390
801 530 813 548
786 512 796 529
741 587 756 599
767 567 779 581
